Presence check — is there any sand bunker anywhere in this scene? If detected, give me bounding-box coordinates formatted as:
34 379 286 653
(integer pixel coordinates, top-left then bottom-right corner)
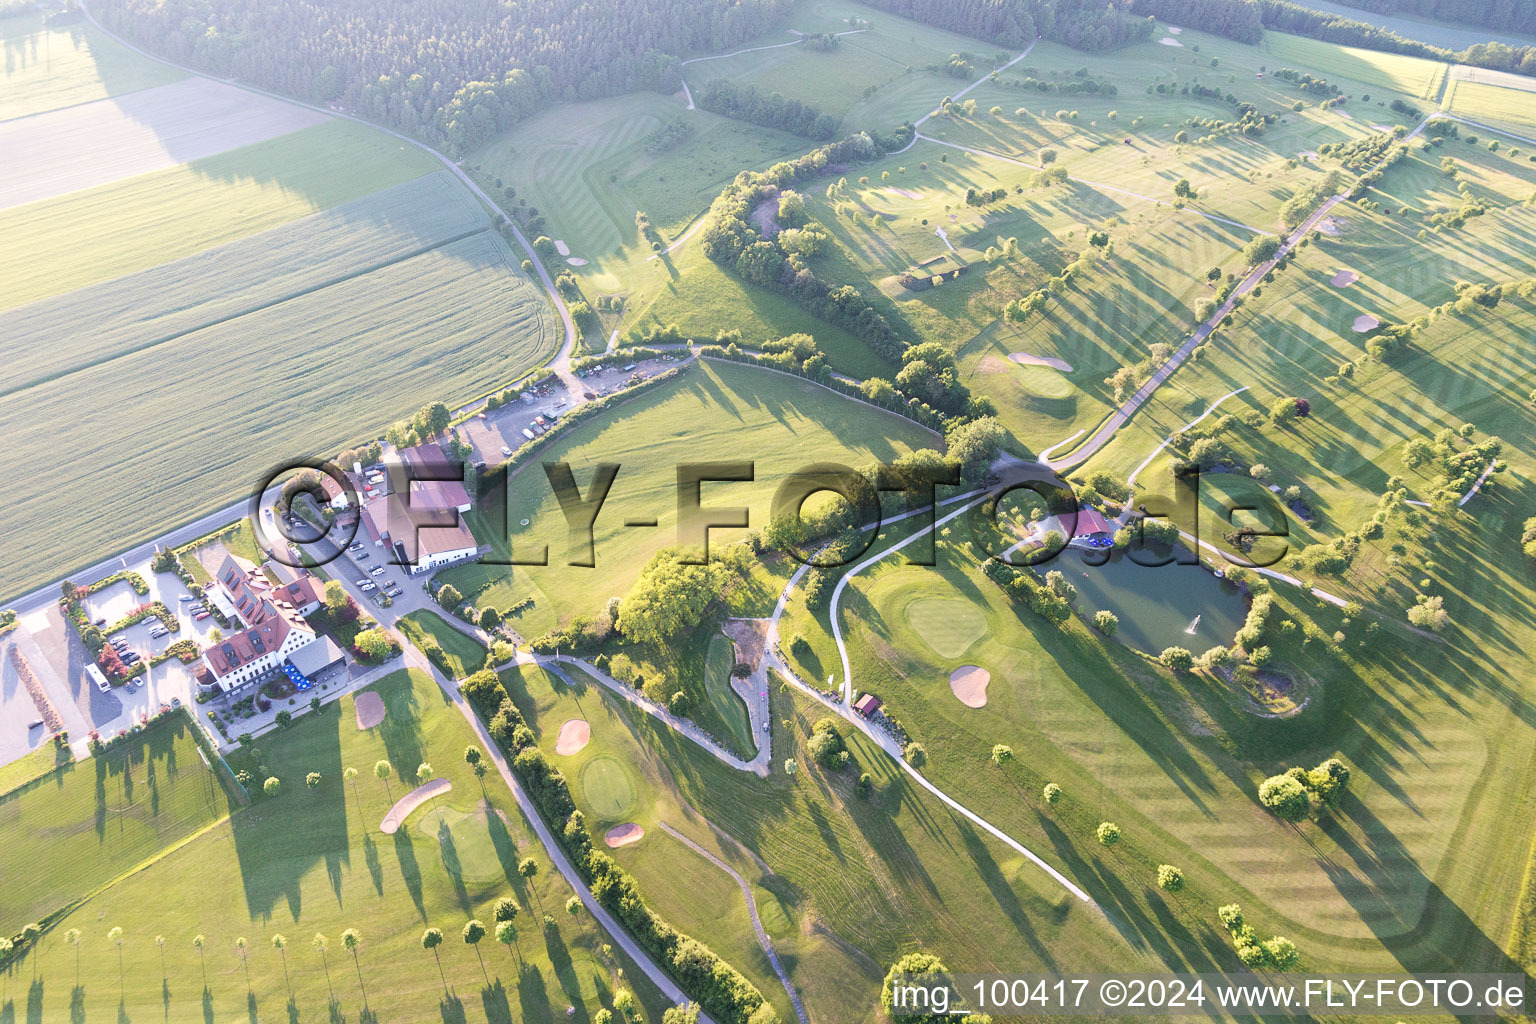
1335 110 1353 119
380 779 452 834
885 187 923 200
1159 37 1183 46
1352 314 1381 333
1316 217 1342 235
1167 25 1183 33
355 691 386 730
554 239 571 256
949 666 991 708
555 719 591 755
1008 351 1074 373
1330 269 1359 288
1298 150 1319 160
604 823 645 848
566 257 588 266
1372 123 1392 131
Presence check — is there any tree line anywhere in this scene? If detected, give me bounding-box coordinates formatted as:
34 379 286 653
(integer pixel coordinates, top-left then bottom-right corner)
1317 0 1536 36
1141 0 1536 77
96 0 798 154
857 0 1155 51
699 128 913 363
695 79 840 139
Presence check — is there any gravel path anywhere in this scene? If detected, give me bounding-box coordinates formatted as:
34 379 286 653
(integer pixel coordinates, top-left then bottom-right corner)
656 821 808 1024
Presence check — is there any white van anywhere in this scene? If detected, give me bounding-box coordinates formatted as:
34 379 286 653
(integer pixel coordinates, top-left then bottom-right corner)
521 428 536 441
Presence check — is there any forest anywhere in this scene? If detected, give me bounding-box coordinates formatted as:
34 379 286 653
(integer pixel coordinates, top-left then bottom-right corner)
1321 0 1536 35
857 0 1155 51
95 0 796 153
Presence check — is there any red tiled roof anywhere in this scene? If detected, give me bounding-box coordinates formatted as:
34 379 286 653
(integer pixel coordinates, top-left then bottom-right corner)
1059 508 1113 536
204 615 294 677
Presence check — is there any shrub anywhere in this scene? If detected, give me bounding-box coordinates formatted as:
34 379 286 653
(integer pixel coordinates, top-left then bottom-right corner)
1042 782 1062 805
1096 821 1121 846
1258 774 1310 821
1156 864 1185 892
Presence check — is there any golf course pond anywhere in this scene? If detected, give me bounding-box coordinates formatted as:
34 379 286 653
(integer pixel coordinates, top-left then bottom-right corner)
1058 546 1248 654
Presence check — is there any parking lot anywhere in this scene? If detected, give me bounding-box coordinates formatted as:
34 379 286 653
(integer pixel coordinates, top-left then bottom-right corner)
459 354 682 465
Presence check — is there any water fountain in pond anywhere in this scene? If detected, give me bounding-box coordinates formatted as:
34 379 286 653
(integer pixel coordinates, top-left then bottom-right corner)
1185 614 1202 635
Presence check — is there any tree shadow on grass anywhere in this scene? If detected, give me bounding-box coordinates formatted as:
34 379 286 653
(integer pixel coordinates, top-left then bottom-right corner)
286 997 299 1024
363 831 384 896
437 818 473 915
542 927 590 1024
25 979 42 1024
480 980 513 1024
247 991 258 1024
516 968 556 1024
439 993 466 1024
201 988 213 1024
392 828 427 921
117 997 130 1024
485 803 521 885
954 820 1060 974
69 986 84 1024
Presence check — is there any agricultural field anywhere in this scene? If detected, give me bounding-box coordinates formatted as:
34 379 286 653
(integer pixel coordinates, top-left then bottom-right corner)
3 671 670 1023
0 171 485 396
2 227 555 602
0 11 185 121
0 119 444 308
1279 0 1536 51
1445 69 1536 132
0 77 328 210
440 359 938 637
0 717 232 930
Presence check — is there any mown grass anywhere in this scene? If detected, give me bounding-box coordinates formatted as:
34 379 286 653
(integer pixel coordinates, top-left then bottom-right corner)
8 670 670 1023
0 119 443 308
0 716 231 931
400 610 488 679
0 742 70 799
703 631 754 755
441 359 937 637
0 12 185 121
1 227 555 603
1259 31 1448 100
514 659 1145 1024
800 516 1531 972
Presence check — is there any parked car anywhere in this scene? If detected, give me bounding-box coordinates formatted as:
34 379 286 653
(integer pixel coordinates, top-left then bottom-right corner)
500 446 513 457
355 579 370 587
149 629 168 640
178 594 194 602
122 652 141 665
194 611 210 621
370 567 387 577
170 697 182 709
349 542 364 552
521 428 536 440
360 582 377 592
356 551 371 561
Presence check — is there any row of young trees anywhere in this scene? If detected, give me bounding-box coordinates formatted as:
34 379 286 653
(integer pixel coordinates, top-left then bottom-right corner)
97 0 797 154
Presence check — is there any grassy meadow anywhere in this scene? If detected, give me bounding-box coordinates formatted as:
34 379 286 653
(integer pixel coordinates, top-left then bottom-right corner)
440 359 938 637
400 611 490 679
0 717 232 932
3 670 670 1024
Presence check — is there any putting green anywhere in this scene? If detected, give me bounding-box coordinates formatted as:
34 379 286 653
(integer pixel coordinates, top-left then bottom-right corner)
1010 361 1074 400
417 804 509 885
906 596 988 659
580 755 637 820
